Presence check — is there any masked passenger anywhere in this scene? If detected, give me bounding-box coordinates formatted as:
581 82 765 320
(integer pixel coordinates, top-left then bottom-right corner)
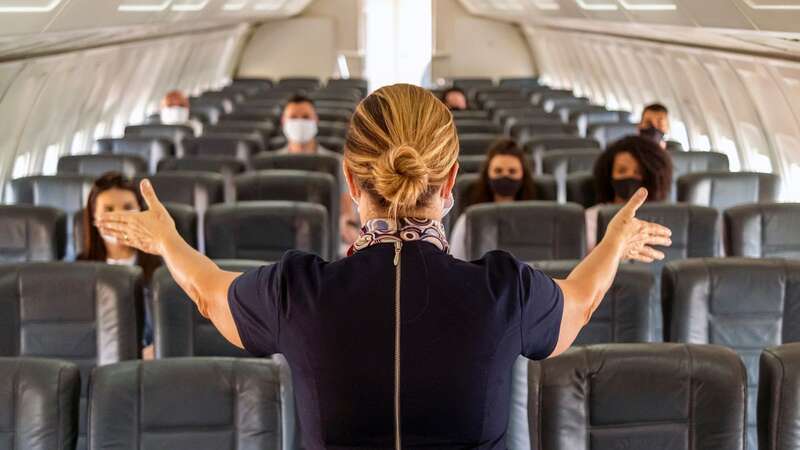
586 135 673 250
449 139 538 259
638 103 670 149
159 90 202 135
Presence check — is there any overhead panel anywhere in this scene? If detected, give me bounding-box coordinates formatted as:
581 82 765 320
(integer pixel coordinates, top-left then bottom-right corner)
617 0 693 26
736 0 800 32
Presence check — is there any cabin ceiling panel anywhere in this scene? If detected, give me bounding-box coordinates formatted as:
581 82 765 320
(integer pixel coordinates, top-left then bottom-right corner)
463 0 800 56
0 0 311 60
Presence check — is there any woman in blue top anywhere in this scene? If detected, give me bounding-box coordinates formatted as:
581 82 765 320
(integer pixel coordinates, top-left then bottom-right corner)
97 83 671 449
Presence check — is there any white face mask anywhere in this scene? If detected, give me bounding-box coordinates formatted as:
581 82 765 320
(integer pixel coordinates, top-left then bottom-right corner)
283 119 318 144
442 194 454 217
161 106 190 125
100 233 119 246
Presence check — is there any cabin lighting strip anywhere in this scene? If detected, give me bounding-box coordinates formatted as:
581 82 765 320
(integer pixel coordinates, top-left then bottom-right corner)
619 0 676 10
575 0 618 11
118 0 172 11
743 0 800 9
0 0 62 12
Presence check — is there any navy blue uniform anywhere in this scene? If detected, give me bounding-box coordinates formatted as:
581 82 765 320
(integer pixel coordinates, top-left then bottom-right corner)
228 240 563 449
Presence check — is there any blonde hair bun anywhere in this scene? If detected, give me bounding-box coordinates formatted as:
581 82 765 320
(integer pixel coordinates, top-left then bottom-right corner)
344 83 459 218
373 144 430 214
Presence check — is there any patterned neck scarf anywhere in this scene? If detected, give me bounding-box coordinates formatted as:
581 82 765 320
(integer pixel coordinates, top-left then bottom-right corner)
348 218 449 256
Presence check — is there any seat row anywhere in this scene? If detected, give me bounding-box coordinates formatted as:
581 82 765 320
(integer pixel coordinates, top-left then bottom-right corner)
3 174 795 263
3 256 800 449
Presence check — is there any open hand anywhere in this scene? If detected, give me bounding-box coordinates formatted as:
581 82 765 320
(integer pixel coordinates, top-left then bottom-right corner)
604 188 672 263
96 179 177 256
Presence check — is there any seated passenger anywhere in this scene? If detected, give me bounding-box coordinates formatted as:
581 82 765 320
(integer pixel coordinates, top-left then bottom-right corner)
279 94 359 253
638 103 669 149
77 172 161 359
278 94 337 156
586 135 673 250
450 139 537 259
442 86 468 111
160 89 202 135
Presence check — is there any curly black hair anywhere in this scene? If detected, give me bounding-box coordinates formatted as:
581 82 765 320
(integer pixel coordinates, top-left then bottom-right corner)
593 135 673 203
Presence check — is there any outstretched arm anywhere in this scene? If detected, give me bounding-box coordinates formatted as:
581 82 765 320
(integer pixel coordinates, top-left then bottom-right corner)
549 188 672 357
97 179 244 349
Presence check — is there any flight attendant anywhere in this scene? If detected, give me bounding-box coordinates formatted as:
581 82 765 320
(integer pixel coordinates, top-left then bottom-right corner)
97 83 671 449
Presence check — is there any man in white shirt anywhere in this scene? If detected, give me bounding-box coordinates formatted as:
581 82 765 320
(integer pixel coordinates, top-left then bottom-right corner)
160 90 203 135
277 94 360 253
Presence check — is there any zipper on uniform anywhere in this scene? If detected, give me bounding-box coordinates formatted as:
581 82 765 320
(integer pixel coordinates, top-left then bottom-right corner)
393 240 403 450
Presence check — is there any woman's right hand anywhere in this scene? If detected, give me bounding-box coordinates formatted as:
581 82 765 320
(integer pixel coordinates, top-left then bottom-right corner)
603 187 673 263
96 179 178 256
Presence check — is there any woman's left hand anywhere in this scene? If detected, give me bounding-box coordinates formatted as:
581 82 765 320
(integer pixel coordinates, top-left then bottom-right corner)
96 179 178 256
604 188 673 263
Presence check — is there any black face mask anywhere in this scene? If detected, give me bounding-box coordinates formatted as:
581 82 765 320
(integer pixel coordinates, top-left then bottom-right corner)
489 177 522 198
611 178 643 201
639 126 665 144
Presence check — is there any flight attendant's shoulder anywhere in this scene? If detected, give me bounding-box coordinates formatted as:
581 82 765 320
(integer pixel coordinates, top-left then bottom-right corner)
276 249 328 275
465 249 531 289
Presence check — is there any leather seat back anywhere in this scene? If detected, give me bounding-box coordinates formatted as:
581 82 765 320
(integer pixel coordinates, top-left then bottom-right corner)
670 150 729 179
598 203 719 342
152 260 264 358
597 203 720 261
455 120 502 135
157 156 246 176
571 110 630 136
457 133 502 156
140 172 225 210
0 205 66 262
279 76 321 89
205 201 329 260
250 153 342 188
235 170 338 257
463 201 585 260
0 262 142 450
0 357 81 450
123 124 194 154
758 343 800 450
181 135 262 160
588 122 638 147
724 203 800 258
7 175 95 260
541 150 600 175
525 136 601 155
57 154 147 177
534 261 656 344
95 137 174 173
565 172 596 208
528 343 747 450
89 358 296 450
663 258 800 450
677 171 780 211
